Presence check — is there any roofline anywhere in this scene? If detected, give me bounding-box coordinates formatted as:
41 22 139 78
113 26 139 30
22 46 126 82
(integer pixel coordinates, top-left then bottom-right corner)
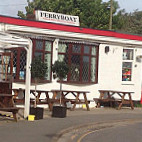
1 15 142 41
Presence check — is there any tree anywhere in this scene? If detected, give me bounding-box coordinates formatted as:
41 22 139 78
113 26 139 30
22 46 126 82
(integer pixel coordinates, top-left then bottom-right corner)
18 0 142 35
121 10 142 35
31 57 48 107
18 0 120 30
52 61 69 105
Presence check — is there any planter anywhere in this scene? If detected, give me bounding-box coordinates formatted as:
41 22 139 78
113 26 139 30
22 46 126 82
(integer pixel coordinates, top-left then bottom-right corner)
52 106 67 118
30 107 44 120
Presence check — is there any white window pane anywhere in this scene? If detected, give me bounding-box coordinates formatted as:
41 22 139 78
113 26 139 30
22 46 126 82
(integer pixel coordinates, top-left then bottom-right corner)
58 43 68 53
44 53 51 80
123 49 133 60
91 46 96 56
91 57 96 82
45 41 52 52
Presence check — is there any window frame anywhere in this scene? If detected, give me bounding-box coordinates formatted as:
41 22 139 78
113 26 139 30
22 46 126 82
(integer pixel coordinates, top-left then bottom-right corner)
11 47 26 82
32 39 53 83
58 42 99 84
11 39 53 83
122 48 134 83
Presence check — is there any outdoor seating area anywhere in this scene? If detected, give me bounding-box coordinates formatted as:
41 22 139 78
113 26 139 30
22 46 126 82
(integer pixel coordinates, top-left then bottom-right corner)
0 87 138 121
12 88 90 111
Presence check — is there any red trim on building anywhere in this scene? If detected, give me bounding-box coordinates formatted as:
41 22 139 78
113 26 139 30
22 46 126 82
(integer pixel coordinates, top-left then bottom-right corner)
1 15 142 41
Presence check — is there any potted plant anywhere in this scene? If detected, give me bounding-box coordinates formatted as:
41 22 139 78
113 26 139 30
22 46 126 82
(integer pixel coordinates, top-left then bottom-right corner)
30 57 48 120
52 61 69 118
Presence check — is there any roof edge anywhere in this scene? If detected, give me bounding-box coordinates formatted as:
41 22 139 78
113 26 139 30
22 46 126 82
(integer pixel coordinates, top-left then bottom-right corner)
0 15 142 42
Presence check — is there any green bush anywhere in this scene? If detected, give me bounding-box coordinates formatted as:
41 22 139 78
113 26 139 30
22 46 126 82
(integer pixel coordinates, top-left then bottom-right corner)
31 57 48 81
52 61 69 81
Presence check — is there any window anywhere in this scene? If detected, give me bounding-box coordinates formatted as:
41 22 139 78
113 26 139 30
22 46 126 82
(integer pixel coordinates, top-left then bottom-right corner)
33 40 52 81
11 39 53 82
12 48 26 81
0 52 13 81
58 42 98 83
122 48 134 81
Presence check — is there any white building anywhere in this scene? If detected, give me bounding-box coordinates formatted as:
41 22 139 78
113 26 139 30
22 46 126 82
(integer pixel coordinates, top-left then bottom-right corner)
0 14 142 110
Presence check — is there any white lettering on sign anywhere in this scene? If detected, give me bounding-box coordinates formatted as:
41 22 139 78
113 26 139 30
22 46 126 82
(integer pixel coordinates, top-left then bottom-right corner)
35 10 80 26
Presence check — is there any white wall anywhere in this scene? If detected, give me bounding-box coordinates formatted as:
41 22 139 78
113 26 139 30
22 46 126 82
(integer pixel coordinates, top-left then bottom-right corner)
98 44 142 100
13 43 142 107
98 44 122 90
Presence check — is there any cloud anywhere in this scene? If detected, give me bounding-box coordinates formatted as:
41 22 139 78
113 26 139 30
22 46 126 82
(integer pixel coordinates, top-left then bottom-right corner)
0 0 27 17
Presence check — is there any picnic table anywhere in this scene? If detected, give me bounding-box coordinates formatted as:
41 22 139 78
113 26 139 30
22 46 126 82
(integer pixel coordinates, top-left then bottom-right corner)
94 90 134 109
12 88 51 107
50 90 90 111
12 88 90 111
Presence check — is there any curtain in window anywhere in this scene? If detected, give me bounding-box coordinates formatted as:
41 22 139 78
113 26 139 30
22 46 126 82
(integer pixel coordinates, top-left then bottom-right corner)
45 53 51 80
91 57 96 82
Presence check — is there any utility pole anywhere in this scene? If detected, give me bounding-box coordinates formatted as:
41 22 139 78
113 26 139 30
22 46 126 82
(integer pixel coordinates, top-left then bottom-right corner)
109 0 113 30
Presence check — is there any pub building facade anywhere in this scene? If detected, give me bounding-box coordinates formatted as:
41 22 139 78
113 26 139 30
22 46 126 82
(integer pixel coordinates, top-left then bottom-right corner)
0 12 142 107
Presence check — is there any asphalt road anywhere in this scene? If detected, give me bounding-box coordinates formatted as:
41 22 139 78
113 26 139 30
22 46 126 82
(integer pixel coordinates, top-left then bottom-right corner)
79 122 142 142
0 108 142 142
59 119 142 142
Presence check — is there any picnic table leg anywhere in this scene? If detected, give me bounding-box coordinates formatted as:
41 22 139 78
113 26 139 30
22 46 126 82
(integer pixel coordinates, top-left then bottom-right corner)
108 92 113 107
12 111 18 122
61 92 67 107
96 102 100 108
49 91 58 111
118 93 125 110
46 92 52 111
36 92 41 103
128 93 134 110
83 93 90 111
72 92 80 111
97 91 104 108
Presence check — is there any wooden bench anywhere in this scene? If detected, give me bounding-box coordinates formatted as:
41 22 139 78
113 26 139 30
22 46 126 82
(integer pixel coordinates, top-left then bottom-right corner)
94 90 134 109
13 98 35 105
94 98 122 108
67 99 91 104
0 94 20 121
48 98 90 104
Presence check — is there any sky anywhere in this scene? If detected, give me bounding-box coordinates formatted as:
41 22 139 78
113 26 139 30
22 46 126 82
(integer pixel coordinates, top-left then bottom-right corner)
0 0 142 17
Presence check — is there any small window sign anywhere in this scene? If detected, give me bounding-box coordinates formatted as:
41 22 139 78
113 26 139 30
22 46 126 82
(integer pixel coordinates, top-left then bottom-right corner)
122 48 134 82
